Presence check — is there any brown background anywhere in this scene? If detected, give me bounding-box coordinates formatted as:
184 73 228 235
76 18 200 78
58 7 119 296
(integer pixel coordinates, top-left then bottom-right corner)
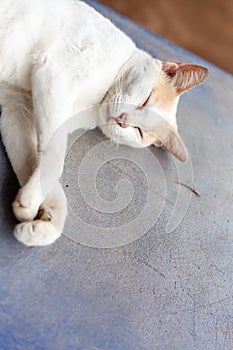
99 0 233 74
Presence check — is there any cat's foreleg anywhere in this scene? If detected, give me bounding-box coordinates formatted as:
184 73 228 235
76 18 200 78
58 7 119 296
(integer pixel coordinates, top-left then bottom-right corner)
0 92 68 246
12 66 72 222
13 123 68 246
12 127 68 222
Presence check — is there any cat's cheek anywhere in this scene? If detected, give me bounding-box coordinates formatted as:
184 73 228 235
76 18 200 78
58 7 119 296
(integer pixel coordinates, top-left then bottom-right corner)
140 129 162 148
98 122 117 141
98 103 109 126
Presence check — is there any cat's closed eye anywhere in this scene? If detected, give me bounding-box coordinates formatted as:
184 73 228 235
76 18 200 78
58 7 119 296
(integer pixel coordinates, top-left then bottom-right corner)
137 91 152 110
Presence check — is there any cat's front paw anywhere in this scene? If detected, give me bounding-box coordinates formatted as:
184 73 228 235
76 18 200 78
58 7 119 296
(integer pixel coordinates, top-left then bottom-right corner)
12 187 42 222
14 220 61 246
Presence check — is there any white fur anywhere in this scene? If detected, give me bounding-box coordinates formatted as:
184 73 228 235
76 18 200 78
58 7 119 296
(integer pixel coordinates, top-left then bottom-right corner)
0 0 181 246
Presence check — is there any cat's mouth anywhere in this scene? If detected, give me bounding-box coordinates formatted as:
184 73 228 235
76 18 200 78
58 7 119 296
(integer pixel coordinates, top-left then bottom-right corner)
134 126 143 139
110 117 143 140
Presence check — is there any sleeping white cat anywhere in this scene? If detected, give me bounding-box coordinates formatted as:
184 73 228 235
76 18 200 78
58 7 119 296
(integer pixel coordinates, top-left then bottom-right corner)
0 0 208 246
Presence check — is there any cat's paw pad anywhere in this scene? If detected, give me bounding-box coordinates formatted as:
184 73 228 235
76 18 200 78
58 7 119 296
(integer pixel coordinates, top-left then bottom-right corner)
14 220 61 246
12 188 42 222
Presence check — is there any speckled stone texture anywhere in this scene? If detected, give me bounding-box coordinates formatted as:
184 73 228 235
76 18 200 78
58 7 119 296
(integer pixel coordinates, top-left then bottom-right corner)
0 1 233 349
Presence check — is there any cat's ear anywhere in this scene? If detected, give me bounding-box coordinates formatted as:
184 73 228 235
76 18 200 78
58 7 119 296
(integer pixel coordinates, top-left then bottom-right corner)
153 122 188 162
162 61 209 94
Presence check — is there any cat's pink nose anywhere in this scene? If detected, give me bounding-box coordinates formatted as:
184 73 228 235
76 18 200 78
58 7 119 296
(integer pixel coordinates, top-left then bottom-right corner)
115 113 128 128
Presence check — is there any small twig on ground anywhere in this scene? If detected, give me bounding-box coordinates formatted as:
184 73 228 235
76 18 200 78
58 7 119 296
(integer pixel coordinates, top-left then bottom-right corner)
175 181 200 197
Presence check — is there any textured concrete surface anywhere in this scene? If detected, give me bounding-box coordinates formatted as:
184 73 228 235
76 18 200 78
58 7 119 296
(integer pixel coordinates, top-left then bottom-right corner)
1 1 233 349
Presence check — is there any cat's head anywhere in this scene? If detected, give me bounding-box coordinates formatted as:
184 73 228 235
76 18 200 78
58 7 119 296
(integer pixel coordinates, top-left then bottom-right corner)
99 50 208 162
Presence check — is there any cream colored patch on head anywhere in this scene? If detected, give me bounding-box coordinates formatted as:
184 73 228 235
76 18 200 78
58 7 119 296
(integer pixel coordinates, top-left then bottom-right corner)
152 73 177 114
139 71 179 147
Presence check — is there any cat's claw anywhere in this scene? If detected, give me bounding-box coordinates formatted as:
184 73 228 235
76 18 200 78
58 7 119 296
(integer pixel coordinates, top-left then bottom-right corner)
12 188 42 222
14 220 61 246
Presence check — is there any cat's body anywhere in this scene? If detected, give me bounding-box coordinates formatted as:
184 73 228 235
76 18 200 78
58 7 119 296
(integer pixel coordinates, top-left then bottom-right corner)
0 0 208 246
0 0 135 108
